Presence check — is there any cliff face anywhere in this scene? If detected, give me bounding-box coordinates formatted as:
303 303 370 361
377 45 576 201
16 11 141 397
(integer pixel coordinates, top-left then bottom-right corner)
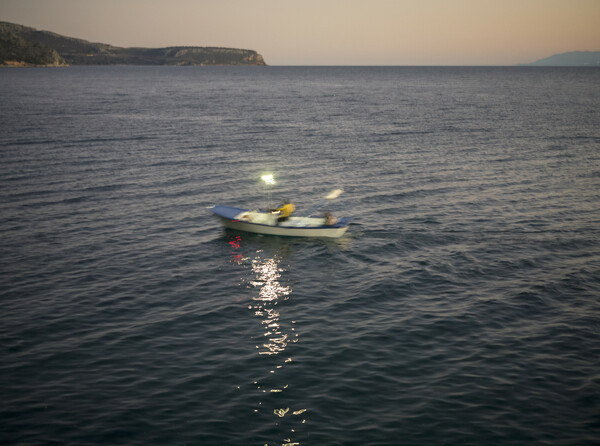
66 46 267 66
164 47 267 66
0 22 67 66
0 21 267 66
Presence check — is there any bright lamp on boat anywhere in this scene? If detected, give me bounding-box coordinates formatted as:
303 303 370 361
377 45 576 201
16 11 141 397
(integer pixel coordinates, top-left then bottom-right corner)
261 174 275 185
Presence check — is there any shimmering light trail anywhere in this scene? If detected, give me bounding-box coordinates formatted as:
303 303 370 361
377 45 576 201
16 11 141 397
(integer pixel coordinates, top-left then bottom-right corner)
229 235 308 444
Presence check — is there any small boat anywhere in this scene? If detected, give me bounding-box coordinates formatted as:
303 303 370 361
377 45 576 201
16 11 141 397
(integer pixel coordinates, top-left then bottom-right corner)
209 205 350 238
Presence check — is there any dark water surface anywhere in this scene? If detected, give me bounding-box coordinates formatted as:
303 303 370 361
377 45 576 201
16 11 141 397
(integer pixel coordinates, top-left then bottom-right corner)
1 66 599 445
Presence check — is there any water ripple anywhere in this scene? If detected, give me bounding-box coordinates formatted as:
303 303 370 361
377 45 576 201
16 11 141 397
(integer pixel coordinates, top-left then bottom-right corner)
1 66 599 445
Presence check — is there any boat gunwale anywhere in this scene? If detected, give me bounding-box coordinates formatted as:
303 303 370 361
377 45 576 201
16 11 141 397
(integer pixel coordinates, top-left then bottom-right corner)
210 205 350 230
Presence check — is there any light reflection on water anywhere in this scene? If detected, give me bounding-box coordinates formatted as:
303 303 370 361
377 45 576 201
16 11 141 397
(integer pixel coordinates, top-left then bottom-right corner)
228 233 308 446
251 256 292 356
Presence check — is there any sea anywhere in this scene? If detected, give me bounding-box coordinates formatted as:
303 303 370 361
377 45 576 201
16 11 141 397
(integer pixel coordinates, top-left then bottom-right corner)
1 66 599 445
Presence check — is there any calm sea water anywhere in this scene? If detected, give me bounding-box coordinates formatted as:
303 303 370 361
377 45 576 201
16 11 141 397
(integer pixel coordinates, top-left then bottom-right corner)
1 66 599 445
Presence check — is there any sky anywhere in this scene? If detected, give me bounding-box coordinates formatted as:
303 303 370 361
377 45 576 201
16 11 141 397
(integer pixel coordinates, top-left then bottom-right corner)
1 0 599 65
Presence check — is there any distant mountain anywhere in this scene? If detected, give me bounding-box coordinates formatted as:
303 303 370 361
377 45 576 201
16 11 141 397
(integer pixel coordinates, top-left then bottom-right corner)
0 21 267 67
520 51 600 67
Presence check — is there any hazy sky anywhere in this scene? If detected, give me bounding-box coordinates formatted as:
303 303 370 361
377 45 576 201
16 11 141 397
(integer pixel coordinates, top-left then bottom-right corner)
1 0 599 65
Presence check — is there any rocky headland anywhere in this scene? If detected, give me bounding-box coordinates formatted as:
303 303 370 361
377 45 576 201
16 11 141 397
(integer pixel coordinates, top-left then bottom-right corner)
0 21 267 67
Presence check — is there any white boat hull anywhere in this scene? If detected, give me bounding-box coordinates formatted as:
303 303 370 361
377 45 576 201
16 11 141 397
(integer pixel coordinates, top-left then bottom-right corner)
210 206 350 238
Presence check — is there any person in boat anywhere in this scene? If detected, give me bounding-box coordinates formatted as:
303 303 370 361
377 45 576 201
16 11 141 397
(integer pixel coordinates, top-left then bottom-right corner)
275 201 295 223
323 212 337 226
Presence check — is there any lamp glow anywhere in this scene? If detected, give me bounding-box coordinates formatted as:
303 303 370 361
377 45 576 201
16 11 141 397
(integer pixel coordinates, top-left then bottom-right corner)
261 174 275 185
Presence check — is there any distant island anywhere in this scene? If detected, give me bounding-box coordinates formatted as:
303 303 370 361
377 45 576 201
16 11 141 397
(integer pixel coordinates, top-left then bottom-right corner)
0 21 267 67
519 51 600 67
